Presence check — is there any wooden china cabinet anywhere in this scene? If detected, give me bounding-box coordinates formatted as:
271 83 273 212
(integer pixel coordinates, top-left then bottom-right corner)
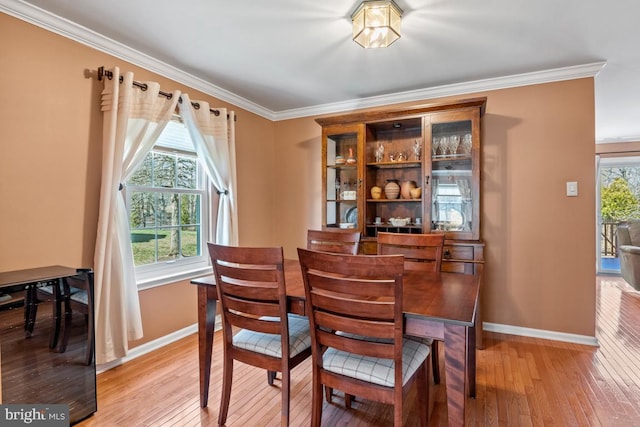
315 97 486 273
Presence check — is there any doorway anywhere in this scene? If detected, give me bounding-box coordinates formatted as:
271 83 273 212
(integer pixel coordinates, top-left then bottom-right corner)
597 155 640 274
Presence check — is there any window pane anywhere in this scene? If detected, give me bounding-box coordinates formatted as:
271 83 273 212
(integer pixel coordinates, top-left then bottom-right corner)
131 229 157 266
157 228 179 262
181 226 200 257
129 191 155 228
156 193 180 226
180 194 200 225
154 152 176 188
177 157 197 189
129 154 153 186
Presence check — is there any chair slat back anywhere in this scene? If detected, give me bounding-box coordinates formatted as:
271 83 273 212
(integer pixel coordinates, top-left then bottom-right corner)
297 248 404 360
307 229 361 255
208 244 288 338
377 232 445 272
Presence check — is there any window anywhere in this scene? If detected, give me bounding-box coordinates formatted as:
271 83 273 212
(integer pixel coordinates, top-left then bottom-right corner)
597 155 640 274
126 118 211 288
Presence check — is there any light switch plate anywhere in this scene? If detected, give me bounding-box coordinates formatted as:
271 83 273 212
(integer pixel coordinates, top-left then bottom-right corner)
566 181 578 197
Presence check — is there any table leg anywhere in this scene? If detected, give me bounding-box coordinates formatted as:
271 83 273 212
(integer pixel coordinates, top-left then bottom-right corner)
197 286 217 408
467 324 476 399
444 323 467 426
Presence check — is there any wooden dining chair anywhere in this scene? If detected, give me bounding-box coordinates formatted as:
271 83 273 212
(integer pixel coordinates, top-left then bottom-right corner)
377 232 445 384
307 228 362 404
207 243 312 427
377 231 445 272
306 229 361 255
297 248 431 427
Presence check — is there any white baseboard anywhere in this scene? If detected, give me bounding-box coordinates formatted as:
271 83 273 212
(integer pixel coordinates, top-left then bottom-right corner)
483 322 600 347
96 315 222 374
97 317 598 373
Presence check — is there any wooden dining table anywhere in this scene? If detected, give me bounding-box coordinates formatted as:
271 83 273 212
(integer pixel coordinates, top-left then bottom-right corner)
191 259 482 426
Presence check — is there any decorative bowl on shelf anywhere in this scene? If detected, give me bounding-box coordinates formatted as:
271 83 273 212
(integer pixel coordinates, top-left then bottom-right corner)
400 180 417 199
335 156 346 165
389 217 410 227
340 191 356 200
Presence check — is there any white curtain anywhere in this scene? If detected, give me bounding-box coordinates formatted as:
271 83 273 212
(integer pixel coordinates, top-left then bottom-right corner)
94 67 181 364
178 94 238 245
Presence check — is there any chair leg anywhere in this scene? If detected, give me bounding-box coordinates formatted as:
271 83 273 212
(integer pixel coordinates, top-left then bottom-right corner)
417 356 430 427
345 393 353 409
394 395 403 427
324 386 332 403
431 341 440 385
281 367 291 426
311 374 323 427
218 355 233 426
267 370 277 386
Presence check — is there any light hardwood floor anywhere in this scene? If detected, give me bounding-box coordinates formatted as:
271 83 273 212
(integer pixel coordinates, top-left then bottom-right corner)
78 276 640 426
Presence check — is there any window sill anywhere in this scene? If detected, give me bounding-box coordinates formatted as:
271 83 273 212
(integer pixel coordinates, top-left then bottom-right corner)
136 265 213 291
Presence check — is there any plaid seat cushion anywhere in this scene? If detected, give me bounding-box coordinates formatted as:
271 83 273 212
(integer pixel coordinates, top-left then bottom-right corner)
233 314 311 358
322 337 430 387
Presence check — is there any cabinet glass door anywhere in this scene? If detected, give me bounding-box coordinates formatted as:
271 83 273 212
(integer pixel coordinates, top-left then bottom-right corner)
323 125 362 230
429 114 479 240
364 117 423 239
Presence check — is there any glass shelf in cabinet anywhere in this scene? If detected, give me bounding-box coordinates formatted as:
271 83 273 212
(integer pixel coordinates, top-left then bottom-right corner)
328 164 358 169
366 161 421 169
366 199 421 202
432 169 472 176
431 154 472 162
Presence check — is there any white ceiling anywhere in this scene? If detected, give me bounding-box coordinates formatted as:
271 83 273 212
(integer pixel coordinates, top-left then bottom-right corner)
3 0 640 143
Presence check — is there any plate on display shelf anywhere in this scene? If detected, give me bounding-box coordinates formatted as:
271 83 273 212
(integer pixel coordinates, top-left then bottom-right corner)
345 207 357 224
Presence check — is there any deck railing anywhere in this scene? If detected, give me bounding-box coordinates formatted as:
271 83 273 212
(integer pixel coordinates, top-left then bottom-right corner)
601 221 619 258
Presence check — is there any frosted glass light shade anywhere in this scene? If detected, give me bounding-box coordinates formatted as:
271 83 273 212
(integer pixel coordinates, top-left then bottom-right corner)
352 0 403 48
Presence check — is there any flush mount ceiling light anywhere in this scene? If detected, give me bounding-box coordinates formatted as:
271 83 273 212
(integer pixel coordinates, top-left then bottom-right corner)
351 0 403 48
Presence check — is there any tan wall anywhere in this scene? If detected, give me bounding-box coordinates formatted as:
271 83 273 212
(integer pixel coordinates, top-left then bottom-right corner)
274 79 597 337
1 12 597 345
0 14 276 347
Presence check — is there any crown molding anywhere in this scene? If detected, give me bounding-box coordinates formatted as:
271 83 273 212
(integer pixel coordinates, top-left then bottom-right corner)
274 62 606 120
2 0 604 123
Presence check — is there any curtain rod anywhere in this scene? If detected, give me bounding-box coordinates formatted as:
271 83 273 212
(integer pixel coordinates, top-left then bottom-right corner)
97 66 235 120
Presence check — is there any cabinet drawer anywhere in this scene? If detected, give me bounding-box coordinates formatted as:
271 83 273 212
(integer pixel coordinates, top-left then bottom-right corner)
441 261 469 274
441 240 484 274
443 245 474 261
